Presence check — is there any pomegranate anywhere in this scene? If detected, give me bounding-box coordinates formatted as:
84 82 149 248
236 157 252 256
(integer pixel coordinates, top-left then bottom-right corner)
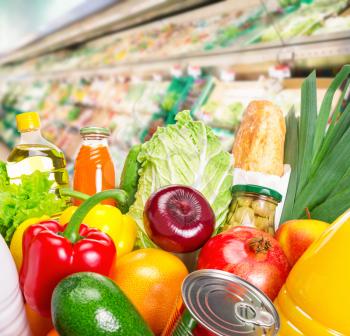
143 185 215 253
197 226 290 300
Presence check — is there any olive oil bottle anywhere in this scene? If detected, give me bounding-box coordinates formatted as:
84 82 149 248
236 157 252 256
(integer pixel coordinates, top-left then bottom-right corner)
6 112 69 196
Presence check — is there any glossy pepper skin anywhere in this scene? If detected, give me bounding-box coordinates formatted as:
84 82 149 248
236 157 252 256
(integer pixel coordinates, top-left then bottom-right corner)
20 189 128 318
59 204 137 257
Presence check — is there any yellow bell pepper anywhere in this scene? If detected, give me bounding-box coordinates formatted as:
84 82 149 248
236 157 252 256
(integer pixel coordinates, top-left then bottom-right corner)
275 209 350 335
10 215 50 271
59 205 137 257
58 206 77 226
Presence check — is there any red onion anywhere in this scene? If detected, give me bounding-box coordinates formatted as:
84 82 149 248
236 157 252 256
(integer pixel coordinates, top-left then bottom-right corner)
143 185 215 253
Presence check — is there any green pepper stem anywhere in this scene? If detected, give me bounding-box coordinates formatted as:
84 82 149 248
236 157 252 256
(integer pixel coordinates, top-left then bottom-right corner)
60 188 90 201
63 189 128 243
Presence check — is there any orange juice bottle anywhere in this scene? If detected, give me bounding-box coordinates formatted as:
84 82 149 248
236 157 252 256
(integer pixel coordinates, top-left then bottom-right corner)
73 127 115 205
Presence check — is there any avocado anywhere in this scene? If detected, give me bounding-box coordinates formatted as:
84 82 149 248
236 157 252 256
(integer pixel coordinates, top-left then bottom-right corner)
119 144 142 213
51 272 154 336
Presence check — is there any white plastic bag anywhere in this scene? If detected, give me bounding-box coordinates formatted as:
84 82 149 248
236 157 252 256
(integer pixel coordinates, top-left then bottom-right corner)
0 234 31 336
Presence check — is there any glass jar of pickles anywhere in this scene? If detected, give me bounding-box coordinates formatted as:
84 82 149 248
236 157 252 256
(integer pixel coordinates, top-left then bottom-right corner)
224 185 282 235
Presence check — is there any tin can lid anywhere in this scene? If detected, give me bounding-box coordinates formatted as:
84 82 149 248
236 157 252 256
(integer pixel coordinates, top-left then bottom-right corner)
231 184 282 202
182 269 280 336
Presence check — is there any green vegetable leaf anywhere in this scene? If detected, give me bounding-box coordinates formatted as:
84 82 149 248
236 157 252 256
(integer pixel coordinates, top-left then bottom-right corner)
0 161 9 188
313 66 350 161
333 77 350 119
128 111 233 246
280 107 299 223
296 71 317 195
292 124 350 218
311 101 350 176
281 65 350 224
0 166 66 244
311 187 350 222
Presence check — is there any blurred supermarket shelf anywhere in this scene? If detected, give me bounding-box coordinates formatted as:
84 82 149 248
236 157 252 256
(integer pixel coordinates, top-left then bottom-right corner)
0 0 216 66
0 0 349 81
3 31 350 82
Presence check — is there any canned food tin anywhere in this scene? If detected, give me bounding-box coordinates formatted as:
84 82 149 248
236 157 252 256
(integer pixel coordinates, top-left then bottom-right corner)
162 269 279 336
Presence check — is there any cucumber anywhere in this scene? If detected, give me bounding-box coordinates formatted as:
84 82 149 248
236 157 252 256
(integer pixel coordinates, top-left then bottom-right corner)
119 144 142 213
51 272 153 336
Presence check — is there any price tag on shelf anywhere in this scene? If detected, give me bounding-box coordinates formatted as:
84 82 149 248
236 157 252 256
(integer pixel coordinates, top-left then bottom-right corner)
268 64 291 79
220 69 236 82
187 65 201 78
170 65 183 78
131 76 142 83
152 73 163 82
117 75 127 83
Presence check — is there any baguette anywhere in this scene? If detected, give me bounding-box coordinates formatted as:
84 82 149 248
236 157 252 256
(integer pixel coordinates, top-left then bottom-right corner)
233 100 285 176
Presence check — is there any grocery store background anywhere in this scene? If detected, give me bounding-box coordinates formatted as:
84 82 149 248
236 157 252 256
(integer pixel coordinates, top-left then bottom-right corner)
1 0 349 181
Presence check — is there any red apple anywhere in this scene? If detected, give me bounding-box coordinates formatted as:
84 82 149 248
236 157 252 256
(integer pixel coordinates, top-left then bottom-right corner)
197 226 290 300
275 219 328 267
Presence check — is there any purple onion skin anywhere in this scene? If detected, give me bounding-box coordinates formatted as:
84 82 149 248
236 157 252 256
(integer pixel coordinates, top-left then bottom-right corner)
143 185 215 253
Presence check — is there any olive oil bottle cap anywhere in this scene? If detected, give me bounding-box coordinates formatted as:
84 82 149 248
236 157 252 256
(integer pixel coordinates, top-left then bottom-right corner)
16 112 41 132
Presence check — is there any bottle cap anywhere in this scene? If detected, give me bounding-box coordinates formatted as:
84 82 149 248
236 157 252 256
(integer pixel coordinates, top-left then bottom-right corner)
80 126 110 136
16 112 41 132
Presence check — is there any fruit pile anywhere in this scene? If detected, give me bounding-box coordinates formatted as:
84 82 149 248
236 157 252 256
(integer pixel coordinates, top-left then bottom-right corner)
1 66 350 336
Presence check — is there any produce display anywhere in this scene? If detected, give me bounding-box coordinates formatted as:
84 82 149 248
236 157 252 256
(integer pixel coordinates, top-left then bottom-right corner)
20 191 122 317
196 81 245 130
256 0 348 43
0 78 171 178
0 1 349 163
128 111 233 248
0 76 287 174
0 0 348 79
1 65 350 336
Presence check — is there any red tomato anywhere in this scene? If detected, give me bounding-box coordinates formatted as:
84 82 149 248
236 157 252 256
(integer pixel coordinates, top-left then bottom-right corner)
197 226 290 300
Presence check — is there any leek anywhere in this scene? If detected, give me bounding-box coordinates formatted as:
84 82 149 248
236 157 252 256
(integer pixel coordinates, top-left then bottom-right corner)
281 65 350 224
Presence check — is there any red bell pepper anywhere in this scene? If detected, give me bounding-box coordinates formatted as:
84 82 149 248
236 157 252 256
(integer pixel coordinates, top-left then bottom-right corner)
20 189 128 317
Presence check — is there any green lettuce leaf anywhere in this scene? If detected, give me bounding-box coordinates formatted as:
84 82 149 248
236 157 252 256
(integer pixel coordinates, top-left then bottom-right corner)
128 111 233 247
0 161 9 189
0 164 66 244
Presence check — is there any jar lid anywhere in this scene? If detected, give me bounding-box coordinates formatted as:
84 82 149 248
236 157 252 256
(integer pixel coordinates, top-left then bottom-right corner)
80 126 110 136
231 184 282 202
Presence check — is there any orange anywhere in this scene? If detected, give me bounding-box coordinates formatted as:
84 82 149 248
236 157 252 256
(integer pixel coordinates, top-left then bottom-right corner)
110 248 188 335
47 329 59 336
25 304 53 336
